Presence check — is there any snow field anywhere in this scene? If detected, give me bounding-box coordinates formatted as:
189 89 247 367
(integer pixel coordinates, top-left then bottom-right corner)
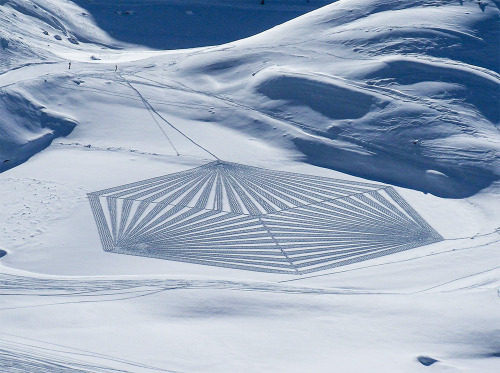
0 0 499 372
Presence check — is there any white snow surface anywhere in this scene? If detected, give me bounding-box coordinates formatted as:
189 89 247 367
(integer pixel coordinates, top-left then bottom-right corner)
1 0 500 372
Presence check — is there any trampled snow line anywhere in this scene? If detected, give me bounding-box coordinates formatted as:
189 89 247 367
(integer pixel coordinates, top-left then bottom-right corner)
0 336 179 373
413 265 500 294
0 272 372 298
117 72 219 161
87 161 443 274
0 287 173 311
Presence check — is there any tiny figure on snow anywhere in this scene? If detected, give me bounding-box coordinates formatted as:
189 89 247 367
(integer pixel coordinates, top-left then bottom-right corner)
68 62 71 70
115 65 118 71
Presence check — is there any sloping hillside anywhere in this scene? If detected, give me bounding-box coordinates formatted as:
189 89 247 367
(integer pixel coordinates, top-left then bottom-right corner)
1 0 498 197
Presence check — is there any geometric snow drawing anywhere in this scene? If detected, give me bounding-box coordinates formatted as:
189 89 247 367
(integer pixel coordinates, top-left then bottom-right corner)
88 161 443 274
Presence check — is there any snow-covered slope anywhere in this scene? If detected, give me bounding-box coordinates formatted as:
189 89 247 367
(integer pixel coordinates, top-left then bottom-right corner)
1 0 499 196
157 0 499 197
1 0 500 372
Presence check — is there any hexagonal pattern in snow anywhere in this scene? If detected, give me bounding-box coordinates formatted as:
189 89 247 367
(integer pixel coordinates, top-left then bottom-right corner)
88 161 442 274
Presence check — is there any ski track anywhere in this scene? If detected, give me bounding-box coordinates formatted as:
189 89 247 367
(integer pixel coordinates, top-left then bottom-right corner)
1 233 498 311
0 336 179 373
0 272 363 302
53 142 213 162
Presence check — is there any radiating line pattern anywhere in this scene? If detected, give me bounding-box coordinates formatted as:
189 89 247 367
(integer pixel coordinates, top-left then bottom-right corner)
88 161 442 274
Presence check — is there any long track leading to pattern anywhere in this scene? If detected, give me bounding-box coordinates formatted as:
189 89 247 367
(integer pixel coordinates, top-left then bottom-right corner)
88 161 442 274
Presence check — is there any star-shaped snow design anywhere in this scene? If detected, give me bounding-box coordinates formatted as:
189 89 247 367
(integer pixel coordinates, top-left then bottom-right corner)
88 161 442 274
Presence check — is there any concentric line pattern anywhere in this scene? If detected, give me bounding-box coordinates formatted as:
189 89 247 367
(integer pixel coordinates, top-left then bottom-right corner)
88 161 442 274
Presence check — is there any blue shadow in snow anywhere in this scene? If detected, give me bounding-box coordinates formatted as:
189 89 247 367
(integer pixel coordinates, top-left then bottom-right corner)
293 137 499 199
71 0 333 49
